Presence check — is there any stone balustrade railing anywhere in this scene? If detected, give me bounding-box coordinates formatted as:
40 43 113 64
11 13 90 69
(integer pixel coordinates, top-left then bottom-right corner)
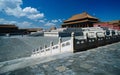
32 30 120 57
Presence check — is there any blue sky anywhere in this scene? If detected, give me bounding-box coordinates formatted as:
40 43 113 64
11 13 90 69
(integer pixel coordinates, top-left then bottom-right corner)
0 0 120 29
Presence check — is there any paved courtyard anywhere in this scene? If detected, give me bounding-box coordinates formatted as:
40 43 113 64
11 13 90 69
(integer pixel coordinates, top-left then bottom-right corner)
2 42 120 75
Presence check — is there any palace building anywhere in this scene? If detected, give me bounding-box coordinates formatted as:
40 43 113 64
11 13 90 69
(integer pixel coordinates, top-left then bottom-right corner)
0 24 43 35
94 20 120 30
62 12 100 28
0 24 18 33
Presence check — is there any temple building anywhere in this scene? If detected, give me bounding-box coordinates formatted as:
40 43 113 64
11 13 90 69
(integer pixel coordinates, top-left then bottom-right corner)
62 12 100 28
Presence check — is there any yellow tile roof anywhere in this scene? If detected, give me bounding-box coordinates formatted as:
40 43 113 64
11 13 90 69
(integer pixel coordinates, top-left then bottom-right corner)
64 12 98 22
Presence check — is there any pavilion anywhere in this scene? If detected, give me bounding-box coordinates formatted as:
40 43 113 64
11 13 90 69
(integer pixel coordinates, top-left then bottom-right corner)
62 12 100 28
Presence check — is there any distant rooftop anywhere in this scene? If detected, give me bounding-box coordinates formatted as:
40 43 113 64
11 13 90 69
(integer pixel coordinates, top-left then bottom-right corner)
0 24 17 27
94 20 120 26
108 20 120 25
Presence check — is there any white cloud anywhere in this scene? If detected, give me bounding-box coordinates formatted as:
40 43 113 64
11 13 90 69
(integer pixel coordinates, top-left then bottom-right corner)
5 7 24 17
0 0 64 28
39 20 45 23
23 7 38 14
28 13 44 20
44 19 64 27
51 20 58 23
17 21 32 28
0 0 22 10
44 22 56 26
0 0 44 20
58 19 63 22
51 19 63 23
0 18 14 24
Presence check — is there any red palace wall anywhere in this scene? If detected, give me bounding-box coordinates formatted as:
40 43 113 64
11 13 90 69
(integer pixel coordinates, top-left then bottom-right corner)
94 23 120 30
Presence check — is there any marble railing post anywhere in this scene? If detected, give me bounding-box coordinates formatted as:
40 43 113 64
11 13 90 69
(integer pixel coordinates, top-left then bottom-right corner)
39 47 42 55
95 32 98 40
86 33 89 41
110 30 112 36
50 41 53 54
59 37 62 53
71 32 74 52
32 49 35 55
44 45 47 55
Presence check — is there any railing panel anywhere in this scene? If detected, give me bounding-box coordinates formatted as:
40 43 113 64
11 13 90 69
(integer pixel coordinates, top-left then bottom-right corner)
97 32 105 37
52 44 60 54
61 45 71 52
45 47 51 56
61 40 71 52
31 39 72 57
